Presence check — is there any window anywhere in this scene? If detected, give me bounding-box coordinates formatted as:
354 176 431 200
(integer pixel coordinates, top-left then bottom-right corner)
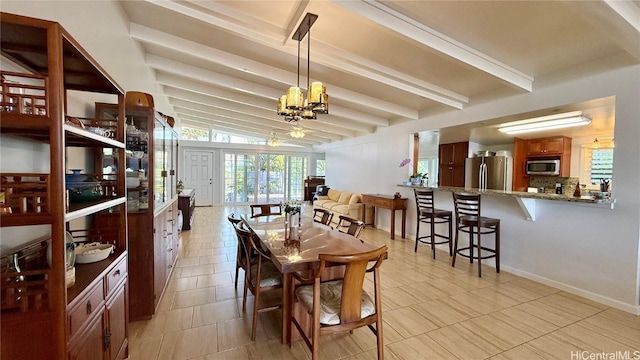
580 147 614 186
316 159 325 176
180 124 209 141
589 148 614 184
224 152 308 204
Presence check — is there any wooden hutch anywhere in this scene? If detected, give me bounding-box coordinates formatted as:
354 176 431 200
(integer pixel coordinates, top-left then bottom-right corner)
1 13 129 359
95 98 179 321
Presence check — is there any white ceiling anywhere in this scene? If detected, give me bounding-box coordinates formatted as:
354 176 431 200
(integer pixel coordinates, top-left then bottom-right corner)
118 0 639 147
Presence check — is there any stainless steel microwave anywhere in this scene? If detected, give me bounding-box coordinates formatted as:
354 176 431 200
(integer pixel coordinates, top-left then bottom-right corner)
526 159 560 175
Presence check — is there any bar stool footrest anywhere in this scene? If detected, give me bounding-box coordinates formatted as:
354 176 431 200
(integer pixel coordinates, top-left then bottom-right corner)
455 246 497 260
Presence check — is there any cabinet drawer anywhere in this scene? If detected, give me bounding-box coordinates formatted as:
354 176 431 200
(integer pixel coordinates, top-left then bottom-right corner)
374 198 393 207
106 257 127 297
68 279 104 340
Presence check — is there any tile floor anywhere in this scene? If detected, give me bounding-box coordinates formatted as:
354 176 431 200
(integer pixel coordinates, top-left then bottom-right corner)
128 206 639 359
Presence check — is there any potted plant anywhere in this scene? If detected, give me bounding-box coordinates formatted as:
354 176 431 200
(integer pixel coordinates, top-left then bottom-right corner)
177 180 184 194
410 173 428 186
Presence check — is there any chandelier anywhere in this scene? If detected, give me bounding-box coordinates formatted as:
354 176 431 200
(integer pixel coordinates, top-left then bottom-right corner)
277 13 328 122
289 124 306 139
268 132 280 147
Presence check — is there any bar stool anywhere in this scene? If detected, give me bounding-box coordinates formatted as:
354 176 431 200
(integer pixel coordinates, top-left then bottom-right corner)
414 189 453 259
451 192 500 277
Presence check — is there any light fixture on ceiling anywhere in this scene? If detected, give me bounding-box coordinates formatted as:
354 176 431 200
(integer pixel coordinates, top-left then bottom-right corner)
276 13 328 122
289 124 306 139
268 132 280 147
498 111 591 135
590 137 614 149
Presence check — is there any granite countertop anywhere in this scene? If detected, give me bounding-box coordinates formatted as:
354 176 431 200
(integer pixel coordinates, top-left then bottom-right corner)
397 184 613 205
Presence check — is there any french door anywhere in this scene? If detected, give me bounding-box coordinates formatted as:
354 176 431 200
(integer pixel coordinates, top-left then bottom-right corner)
224 152 307 204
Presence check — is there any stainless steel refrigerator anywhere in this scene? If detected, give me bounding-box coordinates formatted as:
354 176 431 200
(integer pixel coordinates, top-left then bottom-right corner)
465 156 513 191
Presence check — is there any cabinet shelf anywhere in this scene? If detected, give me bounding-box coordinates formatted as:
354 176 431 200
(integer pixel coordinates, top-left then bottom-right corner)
65 197 126 222
1 13 129 359
64 123 125 149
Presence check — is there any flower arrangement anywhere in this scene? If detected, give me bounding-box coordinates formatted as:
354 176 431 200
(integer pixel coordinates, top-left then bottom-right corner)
176 179 184 193
399 158 428 184
283 200 302 215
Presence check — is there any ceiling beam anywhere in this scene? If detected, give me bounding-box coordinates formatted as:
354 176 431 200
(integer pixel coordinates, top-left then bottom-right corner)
177 110 320 146
144 54 387 129
156 76 369 135
181 116 315 147
134 3 456 114
332 0 534 91
169 98 343 142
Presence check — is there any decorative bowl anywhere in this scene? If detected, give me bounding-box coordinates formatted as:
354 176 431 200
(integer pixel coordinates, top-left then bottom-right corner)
65 169 88 183
75 242 114 264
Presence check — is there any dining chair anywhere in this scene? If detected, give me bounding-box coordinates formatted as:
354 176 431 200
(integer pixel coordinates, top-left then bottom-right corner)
451 192 500 277
312 208 334 226
233 220 283 340
335 215 365 238
414 189 453 258
250 203 283 217
228 213 248 288
290 245 388 360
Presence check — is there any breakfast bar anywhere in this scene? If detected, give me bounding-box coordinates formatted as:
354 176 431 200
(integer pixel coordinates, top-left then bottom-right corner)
398 184 615 221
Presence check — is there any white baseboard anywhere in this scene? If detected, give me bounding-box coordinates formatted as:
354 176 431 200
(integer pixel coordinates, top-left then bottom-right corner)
501 265 640 315
375 227 640 315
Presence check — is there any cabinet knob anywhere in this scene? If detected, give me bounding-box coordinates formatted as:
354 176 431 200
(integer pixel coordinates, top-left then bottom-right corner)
168 248 173 252
86 300 92 315
168 264 172 269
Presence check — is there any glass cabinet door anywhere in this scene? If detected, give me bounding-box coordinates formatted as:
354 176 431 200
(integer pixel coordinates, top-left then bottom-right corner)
154 118 166 206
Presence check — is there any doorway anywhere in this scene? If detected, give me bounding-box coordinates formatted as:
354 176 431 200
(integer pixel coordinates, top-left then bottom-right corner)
184 150 214 206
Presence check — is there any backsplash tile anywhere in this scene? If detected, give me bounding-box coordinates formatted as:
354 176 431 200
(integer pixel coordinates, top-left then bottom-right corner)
529 176 579 194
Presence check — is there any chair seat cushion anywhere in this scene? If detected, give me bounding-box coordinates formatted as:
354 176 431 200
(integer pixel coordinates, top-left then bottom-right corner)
295 280 375 325
250 261 282 287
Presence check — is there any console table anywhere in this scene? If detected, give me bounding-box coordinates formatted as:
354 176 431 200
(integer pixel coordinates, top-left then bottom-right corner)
362 194 407 240
178 188 196 231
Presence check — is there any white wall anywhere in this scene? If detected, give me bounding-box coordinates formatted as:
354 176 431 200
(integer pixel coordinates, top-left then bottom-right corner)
317 64 640 313
1 1 174 117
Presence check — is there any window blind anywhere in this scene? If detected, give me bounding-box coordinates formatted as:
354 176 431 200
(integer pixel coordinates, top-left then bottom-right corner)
589 148 614 184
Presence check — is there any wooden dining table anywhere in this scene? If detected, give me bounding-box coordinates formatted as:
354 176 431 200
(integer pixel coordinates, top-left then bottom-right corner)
241 213 383 344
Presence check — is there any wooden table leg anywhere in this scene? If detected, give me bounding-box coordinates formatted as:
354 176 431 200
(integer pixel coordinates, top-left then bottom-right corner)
282 273 293 344
401 208 406 238
390 209 396 240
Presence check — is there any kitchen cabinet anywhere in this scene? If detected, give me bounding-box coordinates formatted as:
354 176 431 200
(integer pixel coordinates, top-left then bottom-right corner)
526 136 569 156
0 13 128 360
512 138 529 192
95 100 179 321
438 141 469 187
525 136 572 177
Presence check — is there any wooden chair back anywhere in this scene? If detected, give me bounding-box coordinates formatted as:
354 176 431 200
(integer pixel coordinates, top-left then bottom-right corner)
336 215 365 238
414 188 436 213
312 208 333 226
229 213 246 288
233 220 282 340
452 192 481 219
250 203 282 217
318 246 387 325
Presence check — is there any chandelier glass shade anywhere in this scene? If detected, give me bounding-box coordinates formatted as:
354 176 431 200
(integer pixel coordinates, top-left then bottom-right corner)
289 125 306 139
277 13 328 122
268 132 280 147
